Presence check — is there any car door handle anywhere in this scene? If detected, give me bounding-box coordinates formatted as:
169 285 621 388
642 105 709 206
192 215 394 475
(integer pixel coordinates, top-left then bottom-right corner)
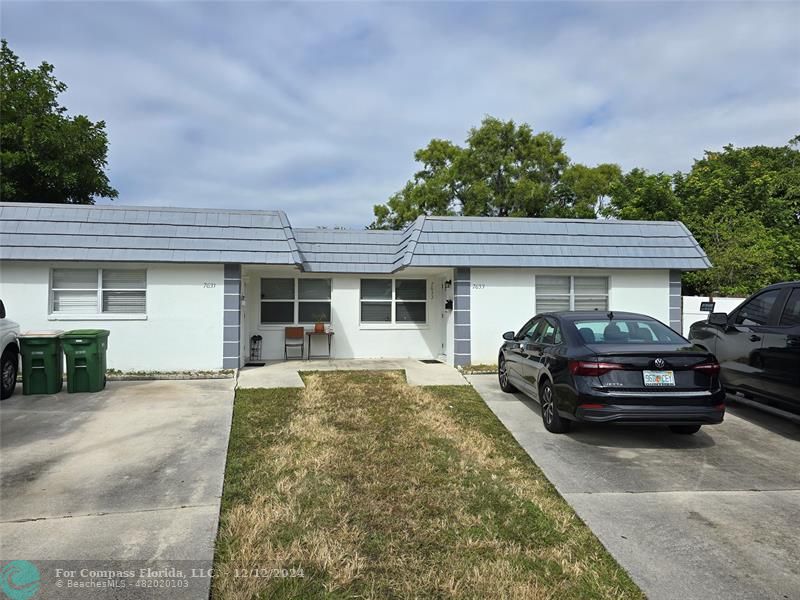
788 336 800 347
749 334 761 342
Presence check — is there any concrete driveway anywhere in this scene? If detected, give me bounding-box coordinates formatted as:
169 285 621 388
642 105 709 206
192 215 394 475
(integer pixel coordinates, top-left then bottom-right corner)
468 374 800 600
0 379 233 599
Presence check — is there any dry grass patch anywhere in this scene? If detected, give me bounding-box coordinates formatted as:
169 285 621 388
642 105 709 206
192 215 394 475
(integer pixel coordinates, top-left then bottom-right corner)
213 371 643 600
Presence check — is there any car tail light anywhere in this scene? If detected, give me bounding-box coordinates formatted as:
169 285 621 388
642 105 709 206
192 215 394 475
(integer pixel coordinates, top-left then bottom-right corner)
569 360 625 377
692 360 721 376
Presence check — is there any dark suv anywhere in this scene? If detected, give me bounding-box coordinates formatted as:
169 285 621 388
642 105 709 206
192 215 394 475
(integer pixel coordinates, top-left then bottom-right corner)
688 281 800 413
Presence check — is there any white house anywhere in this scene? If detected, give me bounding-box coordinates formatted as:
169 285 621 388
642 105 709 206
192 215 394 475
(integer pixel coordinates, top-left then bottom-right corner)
0 203 710 370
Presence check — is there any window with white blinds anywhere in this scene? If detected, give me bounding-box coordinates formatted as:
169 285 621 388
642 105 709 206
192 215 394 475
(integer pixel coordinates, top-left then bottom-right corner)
535 275 608 313
51 269 147 315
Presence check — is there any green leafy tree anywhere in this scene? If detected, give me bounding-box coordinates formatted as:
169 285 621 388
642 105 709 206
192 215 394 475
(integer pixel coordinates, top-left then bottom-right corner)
681 205 795 296
678 141 800 294
560 163 622 219
0 39 117 204
371 116 619 228
602 141 799 295
601 169 681 221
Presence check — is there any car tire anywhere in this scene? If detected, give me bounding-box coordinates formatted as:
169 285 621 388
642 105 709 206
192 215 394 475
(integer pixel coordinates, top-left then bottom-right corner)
669 424 702 435
1 347 18 400
498 356 517 393
540 379 570 433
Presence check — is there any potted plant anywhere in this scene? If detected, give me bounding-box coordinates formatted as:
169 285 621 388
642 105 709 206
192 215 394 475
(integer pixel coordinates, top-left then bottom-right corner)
313 313 327 333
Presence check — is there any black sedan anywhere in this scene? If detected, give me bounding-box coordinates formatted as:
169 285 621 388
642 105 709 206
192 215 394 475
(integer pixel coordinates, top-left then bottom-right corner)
498 311 725 434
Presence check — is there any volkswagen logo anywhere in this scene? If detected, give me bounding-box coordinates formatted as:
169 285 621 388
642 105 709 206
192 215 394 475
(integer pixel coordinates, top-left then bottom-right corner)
654 358 665 369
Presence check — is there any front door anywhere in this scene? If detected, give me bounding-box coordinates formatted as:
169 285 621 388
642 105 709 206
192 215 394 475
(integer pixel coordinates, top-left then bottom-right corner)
439 277 450 361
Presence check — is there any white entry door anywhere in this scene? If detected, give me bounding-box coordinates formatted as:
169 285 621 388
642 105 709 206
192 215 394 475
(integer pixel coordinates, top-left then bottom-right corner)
438 276 451 362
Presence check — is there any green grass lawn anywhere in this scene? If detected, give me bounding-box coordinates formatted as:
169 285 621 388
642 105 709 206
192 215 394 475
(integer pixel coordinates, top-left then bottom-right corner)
213 371 642 600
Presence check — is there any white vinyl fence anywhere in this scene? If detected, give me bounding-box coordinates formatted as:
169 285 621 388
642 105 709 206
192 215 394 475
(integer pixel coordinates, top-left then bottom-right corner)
681 295 746 337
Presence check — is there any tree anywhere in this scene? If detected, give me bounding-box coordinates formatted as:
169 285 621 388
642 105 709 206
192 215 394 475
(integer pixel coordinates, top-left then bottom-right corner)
681 205 795 296
560 163 622 219
601 168 681 221
371 116 620 229
676 141 800 294
602 141 800 296
0 39 117 204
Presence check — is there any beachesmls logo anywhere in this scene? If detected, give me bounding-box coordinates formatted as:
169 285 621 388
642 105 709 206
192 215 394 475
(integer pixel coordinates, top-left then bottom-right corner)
0 561 40 600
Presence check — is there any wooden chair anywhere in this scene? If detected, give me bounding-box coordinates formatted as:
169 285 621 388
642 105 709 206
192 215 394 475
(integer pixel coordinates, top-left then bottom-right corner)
284 327 305 360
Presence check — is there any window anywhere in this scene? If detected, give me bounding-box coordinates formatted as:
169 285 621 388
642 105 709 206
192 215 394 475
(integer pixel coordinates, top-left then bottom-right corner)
535 276 608 313
360 279 392 323
573 318 685 344
396 279 426 323
535 276 570 312
360 279 427 324
516 318 540 340
779 288 800 327
298 279 332 323
260 278 331 324
533 319 562 345
574 277 609 311
734 289 781 326
51 268 146 315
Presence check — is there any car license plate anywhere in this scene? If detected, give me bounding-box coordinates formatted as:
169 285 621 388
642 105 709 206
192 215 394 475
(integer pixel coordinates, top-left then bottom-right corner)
643 370 675 386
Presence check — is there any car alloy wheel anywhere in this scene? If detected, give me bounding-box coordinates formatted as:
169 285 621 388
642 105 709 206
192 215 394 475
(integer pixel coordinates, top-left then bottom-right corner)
499 360 508 387
541 384 554 424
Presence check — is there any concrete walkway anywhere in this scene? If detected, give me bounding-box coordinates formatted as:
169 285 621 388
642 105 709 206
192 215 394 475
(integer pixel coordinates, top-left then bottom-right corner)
0 379 234 599
468 374 800 600
237 358 468 388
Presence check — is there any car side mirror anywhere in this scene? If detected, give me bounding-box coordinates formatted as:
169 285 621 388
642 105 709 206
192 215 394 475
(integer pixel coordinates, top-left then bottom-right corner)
0 300 5 320
502 331 515 341
708 312 728 327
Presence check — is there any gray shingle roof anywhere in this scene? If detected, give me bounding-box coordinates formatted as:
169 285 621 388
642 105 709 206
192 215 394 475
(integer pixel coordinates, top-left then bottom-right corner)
293 228 413 273
406 216 711 270
0 203 300 265
294 216 710 272
0 203 710 272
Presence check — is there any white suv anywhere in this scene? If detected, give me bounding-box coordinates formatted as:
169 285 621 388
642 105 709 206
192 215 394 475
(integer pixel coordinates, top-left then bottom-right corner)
0 299 20 399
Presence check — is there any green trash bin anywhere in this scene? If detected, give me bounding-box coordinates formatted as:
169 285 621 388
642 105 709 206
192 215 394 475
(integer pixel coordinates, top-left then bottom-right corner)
18 331 64 395
61 329 110 393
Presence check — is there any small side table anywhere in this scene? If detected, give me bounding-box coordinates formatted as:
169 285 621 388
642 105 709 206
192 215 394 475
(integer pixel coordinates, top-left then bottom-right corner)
306 331 334 360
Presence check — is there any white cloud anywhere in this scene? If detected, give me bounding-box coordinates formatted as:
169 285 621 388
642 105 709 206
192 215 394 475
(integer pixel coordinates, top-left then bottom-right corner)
2 1 797 226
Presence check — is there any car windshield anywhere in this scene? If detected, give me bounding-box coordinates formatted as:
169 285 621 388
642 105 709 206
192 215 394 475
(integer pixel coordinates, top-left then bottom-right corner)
572 318 686 345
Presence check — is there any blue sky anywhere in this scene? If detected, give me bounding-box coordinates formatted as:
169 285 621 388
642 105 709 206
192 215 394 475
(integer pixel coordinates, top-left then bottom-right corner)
2 1 798 227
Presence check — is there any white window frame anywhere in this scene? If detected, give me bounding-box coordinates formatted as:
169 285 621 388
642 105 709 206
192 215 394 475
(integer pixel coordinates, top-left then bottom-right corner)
359 278 428 329
259 277 332 325
48 267 148 320
535 275 609 313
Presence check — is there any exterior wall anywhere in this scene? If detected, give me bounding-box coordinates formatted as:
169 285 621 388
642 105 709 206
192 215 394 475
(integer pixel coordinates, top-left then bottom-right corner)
241 266 450 362
0 261 224 371
469 268 671 365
